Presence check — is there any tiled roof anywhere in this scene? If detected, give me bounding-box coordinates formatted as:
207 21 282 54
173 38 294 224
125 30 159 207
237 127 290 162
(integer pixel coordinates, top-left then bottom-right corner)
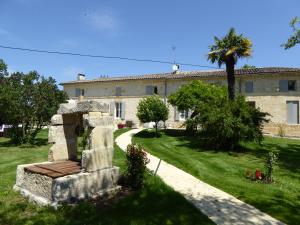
60 67 300 85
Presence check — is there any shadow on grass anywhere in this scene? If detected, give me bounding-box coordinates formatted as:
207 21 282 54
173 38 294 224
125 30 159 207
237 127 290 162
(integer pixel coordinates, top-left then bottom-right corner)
137 129 300 174
0 175 213 225
0 137 48 149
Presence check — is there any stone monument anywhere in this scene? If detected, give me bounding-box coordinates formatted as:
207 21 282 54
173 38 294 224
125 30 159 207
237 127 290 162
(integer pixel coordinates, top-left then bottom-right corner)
14 100 120 206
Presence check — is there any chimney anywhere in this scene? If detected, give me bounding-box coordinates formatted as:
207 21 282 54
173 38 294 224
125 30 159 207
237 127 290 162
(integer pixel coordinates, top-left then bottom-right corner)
77 73 86 81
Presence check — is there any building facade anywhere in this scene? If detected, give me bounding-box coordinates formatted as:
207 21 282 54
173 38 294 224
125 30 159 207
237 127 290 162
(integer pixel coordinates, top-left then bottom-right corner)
61 67 300 136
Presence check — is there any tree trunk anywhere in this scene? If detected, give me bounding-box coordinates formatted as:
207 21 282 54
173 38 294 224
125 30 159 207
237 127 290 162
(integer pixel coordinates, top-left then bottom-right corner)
225 56 235 100
155 122 158 137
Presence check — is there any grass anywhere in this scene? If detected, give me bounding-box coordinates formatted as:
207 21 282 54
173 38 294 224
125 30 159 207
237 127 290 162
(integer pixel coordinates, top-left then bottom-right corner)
133 129 300 225
0 128 213 225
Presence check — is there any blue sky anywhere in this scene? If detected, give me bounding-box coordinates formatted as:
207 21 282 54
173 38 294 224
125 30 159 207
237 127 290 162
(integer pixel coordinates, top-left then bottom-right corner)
0 0 299 84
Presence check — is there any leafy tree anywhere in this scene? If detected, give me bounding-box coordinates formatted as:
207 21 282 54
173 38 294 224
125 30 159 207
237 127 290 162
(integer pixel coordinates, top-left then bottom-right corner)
208 28 252 100
169 81 269 150
0 60 67 144
136 95 169 136
282 17 300 49
242 64 256 69
168 80 227 119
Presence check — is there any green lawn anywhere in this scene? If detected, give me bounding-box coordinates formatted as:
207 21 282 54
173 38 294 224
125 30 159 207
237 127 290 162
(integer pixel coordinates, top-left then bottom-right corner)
0 128 213 225
133 129 300 225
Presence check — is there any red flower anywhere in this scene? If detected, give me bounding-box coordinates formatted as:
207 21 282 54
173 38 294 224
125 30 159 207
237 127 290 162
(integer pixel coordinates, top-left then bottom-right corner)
255 169 262 180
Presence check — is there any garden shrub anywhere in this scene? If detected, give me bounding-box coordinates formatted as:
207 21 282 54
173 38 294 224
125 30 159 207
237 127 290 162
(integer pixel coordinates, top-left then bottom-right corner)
169 81 269 150
265 151 278 183
125 144 149 190
197 95 269 150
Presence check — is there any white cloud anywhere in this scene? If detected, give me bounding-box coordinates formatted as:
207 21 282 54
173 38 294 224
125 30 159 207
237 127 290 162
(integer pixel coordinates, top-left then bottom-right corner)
82 10 119 32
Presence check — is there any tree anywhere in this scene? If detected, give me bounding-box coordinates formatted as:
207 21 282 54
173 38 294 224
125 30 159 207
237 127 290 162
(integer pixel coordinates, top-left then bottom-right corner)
282 17 300 49
136 95 169 136
168 81 269 150
208 28 252 100
168 80 227 118
0 60 67 144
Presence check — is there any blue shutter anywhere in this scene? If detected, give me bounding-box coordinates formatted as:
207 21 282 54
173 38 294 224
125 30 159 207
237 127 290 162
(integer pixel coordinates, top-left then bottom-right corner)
279 80 288 92
75 88 81 97
146 85 153 95
116 87 121 96
109 102 115 116
121 102 125 120
245 81 253 93
174 106 179 121
287 101 299 124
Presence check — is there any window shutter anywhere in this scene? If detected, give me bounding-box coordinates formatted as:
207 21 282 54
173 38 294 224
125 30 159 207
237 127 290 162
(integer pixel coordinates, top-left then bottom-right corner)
174 106 179 121
121 102 125 120
245 81 253 93
110 102 115 116
116 87 121 96
279 80 288 92
187 109 192 118
75 88 81 97
146 85 153 95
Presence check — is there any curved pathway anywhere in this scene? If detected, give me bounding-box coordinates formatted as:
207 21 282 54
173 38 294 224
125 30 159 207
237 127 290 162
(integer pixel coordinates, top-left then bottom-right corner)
116 129 285 225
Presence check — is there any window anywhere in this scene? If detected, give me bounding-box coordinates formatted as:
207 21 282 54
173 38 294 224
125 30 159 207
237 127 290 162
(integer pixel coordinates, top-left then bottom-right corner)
115 102 125 119
279 80 297 92
175 107 190 121
287 101 299 124
288 80 296 91
116 87 122 96
145 85 158 95
245 81 253 93
75 88 84 97
179 110 189 121
247 101 256 108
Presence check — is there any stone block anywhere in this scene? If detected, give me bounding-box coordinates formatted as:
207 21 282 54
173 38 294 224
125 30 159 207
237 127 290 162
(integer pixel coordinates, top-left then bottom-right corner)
81 147 114 172
48 125 76 143
51 114 81 126
87 116 114 128
58 100 109 115
89 126 113 149
48 139 77 161
52 166 119 203
22 171 53 200
51 114 63 125
14 162 120 205
88 111 102 117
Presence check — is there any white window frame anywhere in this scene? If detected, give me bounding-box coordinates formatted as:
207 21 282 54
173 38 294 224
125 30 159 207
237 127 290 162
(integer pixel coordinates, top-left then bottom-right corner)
178 110 189 121
115 102 122 119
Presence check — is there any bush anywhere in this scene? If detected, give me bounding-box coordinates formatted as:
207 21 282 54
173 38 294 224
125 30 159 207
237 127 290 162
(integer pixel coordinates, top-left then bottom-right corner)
125 144 150 190
265 151 278 183
168 81 269 150
197 95 269 150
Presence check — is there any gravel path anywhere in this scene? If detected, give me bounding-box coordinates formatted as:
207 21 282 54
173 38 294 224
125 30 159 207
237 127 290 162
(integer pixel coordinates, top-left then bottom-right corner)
115 129 285 225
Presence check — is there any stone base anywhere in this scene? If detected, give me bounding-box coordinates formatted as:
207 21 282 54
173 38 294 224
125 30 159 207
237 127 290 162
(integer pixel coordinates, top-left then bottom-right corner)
14 162 120 206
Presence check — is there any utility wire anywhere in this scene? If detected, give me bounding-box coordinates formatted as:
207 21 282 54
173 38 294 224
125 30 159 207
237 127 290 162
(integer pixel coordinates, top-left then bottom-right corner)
0 44 220 69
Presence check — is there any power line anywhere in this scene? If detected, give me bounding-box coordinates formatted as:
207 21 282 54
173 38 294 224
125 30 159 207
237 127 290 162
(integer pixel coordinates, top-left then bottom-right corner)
0 44 219 69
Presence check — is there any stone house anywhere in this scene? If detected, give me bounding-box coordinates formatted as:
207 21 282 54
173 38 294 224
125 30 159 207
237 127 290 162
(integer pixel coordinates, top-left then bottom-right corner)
61 67 300 136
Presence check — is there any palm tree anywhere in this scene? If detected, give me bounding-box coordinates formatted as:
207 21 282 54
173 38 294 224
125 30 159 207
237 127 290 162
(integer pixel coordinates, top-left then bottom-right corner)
208 28 252 100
